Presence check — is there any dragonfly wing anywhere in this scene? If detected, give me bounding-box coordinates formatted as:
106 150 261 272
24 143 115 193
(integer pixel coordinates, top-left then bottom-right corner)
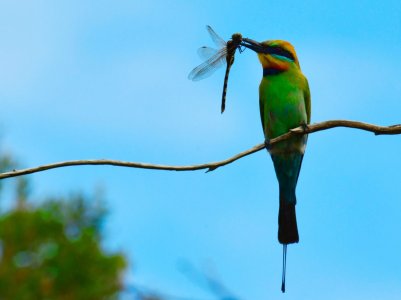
188 49 227 81
197 46 219 61
206 25 226 48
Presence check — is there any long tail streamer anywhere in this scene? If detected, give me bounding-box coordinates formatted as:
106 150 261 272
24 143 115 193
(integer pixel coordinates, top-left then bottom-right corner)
281 244 287 293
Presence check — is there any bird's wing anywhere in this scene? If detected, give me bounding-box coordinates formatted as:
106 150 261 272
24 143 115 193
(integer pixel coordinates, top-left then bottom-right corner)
259 88 268 138
303 77 311 124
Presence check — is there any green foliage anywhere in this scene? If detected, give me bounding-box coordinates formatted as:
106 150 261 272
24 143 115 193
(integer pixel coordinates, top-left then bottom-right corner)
0 194 126 300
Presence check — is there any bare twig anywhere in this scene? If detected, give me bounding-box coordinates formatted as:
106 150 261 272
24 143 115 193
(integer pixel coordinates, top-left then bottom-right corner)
289 120 401 135
0 120 400 180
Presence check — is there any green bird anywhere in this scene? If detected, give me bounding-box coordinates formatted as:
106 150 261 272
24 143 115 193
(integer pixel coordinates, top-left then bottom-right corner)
242 38 310 292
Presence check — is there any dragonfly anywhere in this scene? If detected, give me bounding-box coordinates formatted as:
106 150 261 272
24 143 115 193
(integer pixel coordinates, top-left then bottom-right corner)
188 25 243 113
188 26 274 113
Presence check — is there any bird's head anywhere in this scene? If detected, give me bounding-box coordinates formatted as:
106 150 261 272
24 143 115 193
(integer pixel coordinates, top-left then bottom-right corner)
241 39 300 72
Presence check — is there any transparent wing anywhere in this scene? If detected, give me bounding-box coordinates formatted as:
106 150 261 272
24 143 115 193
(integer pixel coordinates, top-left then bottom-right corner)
206 25 226 48
197 46 219 61
188 48 227 81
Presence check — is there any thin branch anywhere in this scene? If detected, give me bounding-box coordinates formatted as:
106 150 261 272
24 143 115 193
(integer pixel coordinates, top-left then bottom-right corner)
0 120 400 180
290 119 401 135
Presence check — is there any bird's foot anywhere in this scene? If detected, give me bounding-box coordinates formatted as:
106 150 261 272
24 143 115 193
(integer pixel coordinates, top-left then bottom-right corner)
301 123 310 133
265 138 271 150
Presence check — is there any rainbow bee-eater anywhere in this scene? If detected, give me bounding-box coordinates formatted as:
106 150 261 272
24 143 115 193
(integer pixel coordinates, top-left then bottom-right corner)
241 38 310 292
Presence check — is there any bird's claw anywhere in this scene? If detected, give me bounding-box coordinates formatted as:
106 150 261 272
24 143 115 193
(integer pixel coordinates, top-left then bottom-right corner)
301 123 310 133
265 138 271 150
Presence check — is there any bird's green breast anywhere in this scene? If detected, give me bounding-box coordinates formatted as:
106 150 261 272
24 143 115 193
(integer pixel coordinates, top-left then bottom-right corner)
259 70 308 140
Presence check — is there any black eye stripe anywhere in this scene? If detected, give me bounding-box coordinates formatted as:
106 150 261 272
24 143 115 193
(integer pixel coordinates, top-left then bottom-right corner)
267 46 295 61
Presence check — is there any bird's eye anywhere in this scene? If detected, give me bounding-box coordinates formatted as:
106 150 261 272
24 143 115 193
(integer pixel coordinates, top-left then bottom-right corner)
268 46 295 62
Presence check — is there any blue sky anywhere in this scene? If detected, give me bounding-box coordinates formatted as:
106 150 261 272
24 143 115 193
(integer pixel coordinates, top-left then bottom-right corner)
1 0 401 299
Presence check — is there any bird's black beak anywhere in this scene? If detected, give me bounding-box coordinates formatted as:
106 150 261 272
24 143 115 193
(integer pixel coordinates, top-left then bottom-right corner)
241 38 269 54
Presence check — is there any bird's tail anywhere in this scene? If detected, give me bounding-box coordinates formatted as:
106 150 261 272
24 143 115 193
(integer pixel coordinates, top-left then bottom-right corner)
278 191 299 244
270 152 304 244
270 148 305 292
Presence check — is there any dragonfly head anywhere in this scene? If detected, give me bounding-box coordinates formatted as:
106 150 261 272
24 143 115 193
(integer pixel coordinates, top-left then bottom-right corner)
231 33 242 43
241 39 300 71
